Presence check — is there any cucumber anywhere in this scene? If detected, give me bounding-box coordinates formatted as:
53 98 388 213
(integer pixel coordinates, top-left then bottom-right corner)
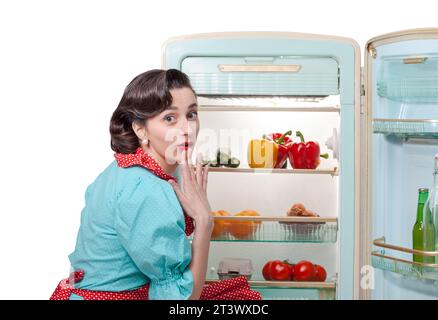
217 147 232 157
228 157 240 168
216 147 231 164
218 152 231 166
209 159 220 167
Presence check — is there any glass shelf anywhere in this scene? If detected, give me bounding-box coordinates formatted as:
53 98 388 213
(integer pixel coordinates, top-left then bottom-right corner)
373 118 438 139
208 167 338 176
205 279 336 300
210 216 338 243
371 237 438 282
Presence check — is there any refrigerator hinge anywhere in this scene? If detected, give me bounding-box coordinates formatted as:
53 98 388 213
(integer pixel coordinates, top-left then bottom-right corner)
360 67 365 114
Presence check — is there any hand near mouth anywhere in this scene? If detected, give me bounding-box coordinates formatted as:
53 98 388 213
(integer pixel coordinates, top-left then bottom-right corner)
169 151 212 225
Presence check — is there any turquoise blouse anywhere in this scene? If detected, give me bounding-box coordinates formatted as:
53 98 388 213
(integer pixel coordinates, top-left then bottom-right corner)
68 161 193 300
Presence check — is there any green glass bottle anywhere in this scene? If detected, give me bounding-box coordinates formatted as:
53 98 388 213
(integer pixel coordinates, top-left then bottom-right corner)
424 154 438 260
412 188 436 263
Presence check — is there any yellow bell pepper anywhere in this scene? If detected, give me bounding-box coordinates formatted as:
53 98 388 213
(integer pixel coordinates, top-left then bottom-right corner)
247 139 279 168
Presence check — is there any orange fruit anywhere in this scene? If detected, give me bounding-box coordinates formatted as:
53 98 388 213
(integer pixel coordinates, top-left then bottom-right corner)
211 210 231 238
229 210 261 240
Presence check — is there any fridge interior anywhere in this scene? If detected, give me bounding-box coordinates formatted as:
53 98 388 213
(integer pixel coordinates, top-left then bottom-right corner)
369 38 438 299
191 95 341 300
163 33 359 299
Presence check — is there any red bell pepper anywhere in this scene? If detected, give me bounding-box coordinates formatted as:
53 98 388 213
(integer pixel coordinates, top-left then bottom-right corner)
288 131 328 169
263 130 292 168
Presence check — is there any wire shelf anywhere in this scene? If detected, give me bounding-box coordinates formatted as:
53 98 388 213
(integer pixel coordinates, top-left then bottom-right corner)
210 216 338 243
371 237 438 282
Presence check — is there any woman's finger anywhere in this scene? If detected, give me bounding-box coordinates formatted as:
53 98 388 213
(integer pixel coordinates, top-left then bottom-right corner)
196 153 203 187
179 150 191 189
202 163 209 192
187 152 197 185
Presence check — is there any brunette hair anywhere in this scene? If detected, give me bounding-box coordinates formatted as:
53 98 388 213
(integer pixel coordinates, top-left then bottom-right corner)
109 69 195 154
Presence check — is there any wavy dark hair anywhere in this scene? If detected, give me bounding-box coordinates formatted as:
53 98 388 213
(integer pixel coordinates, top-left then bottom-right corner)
109 69 195 154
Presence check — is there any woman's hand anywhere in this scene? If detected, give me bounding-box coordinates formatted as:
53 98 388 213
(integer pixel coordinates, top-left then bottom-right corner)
169 151 212 227
170 151 213 299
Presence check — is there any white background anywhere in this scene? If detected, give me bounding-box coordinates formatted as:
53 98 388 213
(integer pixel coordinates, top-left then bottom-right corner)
1 0 437 299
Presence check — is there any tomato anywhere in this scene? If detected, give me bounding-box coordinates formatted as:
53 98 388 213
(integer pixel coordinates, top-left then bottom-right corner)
313 264 327 282
288 263 295 281
270 261 290 281
262 260 290 281
262 261 273 281
282 260 295 281
293 260 316 281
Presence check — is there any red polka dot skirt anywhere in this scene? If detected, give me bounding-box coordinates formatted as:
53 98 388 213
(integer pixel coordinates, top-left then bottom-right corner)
50 271 261 300
50 270 149 300
50 148 261 300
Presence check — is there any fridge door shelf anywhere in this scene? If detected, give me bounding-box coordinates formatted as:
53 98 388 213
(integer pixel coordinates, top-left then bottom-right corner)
373 118 438 139
210 216 338 243
371 237 438 282
208 167 338 176
205 279 336 300
197 95 340 113
377 54 438 103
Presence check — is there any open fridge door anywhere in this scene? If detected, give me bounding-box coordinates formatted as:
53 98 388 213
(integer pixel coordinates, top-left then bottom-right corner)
363 29 438 300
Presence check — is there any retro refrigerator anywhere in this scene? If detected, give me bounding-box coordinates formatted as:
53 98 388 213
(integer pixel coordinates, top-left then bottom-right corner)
162 30 438 300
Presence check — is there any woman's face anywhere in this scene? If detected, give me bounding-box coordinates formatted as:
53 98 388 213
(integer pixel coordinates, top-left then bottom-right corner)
145 87 199 168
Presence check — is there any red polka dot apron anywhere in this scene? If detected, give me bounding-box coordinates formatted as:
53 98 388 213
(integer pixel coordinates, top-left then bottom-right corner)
50 148 261 300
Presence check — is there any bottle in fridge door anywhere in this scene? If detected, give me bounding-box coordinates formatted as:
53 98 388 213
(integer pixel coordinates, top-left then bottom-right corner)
162 32 360 300
412 188 435 264
425 154 438 255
